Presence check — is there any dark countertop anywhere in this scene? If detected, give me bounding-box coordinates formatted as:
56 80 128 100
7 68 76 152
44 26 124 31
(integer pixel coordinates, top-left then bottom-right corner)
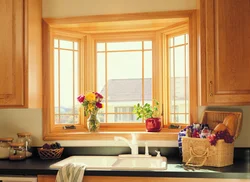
0 157 249 179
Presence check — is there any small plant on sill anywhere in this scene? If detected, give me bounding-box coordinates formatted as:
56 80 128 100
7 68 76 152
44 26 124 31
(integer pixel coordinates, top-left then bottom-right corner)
133 100 161 132
133 99 160 119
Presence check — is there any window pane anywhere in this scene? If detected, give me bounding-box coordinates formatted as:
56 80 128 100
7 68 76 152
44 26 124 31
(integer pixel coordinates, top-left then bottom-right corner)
74 42 78 50
107 52 142 79
60 50 73 114
186 45 189 77
107 41 142 51
169 34 189 124
144 51 152 102
97 43 105 51
55 115 59 124
144 41 152 49
170 48 174 77
170 114 186 123
185 34 189 44
170 37 174 47
74 52 79 114
60 40 73 49
54 39 80 125
74 115 79 124
59 115 74 124
108 114 140 123
186 114 189 124
98 113 106 123
106 52 142 112
174 35 185 46
54 39 58 48
54 50 59 114
174 46 185 77
97 53 106 92
97 53 106 110
97 40 153 123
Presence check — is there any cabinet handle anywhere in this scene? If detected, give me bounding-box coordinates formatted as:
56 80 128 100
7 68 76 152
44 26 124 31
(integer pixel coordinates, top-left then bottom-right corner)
209 81 213 96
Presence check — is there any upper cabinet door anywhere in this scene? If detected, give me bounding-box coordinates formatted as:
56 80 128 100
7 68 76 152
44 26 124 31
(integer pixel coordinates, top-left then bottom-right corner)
0 0 24 106
198 0 250 105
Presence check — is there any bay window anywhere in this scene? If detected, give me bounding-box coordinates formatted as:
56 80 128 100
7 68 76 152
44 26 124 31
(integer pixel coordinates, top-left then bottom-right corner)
42 11 197 140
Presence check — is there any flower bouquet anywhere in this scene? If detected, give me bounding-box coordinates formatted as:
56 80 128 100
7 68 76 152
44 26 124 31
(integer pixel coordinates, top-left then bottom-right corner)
77 92 103 132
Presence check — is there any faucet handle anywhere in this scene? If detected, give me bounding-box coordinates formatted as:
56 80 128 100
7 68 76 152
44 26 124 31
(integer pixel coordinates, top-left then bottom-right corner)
145 142 149 155
131 133 137 144
155 150 161 157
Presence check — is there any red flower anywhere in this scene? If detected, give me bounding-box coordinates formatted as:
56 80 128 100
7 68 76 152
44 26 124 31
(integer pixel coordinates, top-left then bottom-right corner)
96 102 103 108
77 95 85 103
95 92 103 99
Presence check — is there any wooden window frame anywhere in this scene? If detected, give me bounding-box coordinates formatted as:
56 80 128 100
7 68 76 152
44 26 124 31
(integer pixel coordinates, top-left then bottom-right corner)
167 33 190 124
42 10 197 141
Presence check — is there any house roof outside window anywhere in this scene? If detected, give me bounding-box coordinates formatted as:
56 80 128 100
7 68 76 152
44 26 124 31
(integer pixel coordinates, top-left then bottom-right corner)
100 77 188 102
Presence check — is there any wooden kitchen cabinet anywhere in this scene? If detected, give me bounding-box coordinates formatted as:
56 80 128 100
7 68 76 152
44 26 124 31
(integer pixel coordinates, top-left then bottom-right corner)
198 0 250 105
0 0 42 108
37 175 249 182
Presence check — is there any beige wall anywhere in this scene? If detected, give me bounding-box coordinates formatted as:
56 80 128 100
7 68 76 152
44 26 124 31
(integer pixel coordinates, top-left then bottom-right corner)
42 0 196 18
0 0 249 148
0 106 249 147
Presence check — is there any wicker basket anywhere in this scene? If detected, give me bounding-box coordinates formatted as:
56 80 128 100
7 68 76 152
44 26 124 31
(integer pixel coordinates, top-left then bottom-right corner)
37 148 64 160
182 111 242 167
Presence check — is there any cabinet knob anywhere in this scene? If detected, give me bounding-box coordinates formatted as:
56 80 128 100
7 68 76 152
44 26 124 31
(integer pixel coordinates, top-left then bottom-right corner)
209 81 213 96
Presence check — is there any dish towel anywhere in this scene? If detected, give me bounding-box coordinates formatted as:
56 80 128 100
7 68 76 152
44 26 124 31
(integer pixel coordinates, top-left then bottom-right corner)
56 163 86 182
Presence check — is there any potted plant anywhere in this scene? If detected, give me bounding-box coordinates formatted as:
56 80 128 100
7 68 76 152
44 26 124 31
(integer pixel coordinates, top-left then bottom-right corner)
133 100 162 132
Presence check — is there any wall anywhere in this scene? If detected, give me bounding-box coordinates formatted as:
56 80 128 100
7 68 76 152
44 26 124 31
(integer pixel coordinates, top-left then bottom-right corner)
0 0 249 148
0 106 249 147
42 0 196 18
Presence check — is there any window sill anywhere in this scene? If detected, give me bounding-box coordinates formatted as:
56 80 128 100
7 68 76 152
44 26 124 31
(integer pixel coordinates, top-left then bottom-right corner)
43 129 179 141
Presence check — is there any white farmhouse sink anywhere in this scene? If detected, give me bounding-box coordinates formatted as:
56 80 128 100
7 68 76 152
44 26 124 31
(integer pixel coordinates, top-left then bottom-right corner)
112 157 167 170
50 155 167 171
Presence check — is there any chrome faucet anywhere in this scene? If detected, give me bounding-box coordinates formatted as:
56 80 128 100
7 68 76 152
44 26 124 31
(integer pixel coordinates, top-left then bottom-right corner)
114 133 138 155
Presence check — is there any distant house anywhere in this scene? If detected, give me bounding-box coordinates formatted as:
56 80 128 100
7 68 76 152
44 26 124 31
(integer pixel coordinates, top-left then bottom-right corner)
99 77 188 123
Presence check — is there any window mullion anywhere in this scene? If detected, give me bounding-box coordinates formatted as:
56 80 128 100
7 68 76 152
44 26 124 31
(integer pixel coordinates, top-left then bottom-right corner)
73 43 75 122
58 42 61 123
105 42 108 123
173 38 176 123
184 34 187 123
142 41 145 123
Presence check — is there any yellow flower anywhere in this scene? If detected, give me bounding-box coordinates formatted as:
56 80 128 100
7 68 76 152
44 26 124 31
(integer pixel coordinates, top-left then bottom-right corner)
85 92 96 101
88 103 94 111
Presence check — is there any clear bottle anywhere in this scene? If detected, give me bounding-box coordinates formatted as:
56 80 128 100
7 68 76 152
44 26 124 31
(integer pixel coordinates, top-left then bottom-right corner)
9 142 26 160
17 132 32 158
0 138 13 159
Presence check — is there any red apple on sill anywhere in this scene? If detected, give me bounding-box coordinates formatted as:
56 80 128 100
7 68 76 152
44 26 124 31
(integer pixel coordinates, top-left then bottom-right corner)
146 117 162 132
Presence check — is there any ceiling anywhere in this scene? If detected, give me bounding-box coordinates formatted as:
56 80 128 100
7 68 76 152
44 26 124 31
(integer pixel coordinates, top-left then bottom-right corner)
50 18 188 33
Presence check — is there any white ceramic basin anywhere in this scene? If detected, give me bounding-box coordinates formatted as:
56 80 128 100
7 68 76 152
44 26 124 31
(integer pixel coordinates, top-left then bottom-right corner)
50 156 118 170
50 155 167 171
112 156 167 170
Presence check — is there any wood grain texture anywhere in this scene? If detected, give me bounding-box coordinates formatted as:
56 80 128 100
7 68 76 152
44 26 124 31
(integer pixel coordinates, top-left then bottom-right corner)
42 20 53 139
43 131 178 141
188 11 198 123
37 175 250 182
198 0 250 105
42 10 197 140
0 0 42 108
43 10 194 27
0 0 24 106
26 0 42 108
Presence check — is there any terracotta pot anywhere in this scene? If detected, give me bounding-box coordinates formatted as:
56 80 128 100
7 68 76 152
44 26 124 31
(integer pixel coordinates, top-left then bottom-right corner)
145 118 162 132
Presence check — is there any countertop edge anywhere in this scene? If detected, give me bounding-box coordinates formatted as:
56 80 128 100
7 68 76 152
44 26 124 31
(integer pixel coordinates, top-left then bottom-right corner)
0 168 249 179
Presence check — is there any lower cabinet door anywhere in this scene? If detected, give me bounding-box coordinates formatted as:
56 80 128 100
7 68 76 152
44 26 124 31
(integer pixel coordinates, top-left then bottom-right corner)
37 175 249 182
0 176 37 182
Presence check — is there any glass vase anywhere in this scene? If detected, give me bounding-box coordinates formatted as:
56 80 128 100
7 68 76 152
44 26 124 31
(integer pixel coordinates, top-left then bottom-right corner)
87 114 100 132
